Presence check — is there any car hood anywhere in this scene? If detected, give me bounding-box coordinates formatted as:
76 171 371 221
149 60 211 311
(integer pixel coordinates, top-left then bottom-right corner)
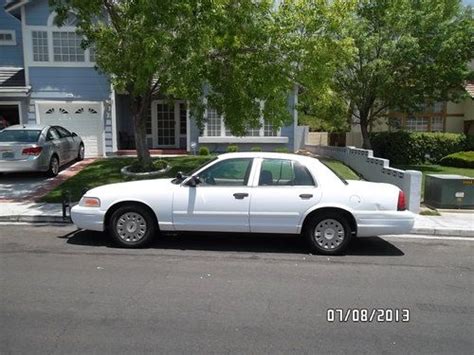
85 178 175 198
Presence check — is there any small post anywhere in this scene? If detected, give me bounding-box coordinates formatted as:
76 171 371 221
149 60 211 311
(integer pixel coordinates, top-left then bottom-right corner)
62 190 71 221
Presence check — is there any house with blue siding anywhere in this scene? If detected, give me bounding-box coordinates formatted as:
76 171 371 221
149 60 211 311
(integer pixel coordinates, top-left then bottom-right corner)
1 0 306 157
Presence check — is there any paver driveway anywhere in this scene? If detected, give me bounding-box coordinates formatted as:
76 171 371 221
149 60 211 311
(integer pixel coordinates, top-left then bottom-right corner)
0 159 96 201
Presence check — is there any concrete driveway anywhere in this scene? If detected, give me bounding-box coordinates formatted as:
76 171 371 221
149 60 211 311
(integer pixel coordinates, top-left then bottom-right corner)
0 159 96 202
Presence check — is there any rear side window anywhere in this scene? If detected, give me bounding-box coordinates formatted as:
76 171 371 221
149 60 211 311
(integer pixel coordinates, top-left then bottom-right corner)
46 128 61 141
259 159 315 186
0 130 41 143
55 126 72 138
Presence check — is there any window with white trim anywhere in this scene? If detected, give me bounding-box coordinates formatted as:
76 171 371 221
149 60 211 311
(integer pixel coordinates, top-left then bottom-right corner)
29 12 95 65
406 117 429 132
53 31 85 62
203 108 279 137
32 31 49 61
0 30 16 45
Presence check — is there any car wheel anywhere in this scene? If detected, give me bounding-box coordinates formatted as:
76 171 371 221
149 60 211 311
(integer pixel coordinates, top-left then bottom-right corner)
77 144 85 161
46 156 60 177
304 213 352 255
109 204 157 248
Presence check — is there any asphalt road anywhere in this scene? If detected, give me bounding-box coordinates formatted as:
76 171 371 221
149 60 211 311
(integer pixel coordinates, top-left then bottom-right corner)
1 225 473 354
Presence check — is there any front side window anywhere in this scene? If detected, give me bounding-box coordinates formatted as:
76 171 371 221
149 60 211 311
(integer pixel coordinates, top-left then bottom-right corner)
198 158 253 186
259 159 315 186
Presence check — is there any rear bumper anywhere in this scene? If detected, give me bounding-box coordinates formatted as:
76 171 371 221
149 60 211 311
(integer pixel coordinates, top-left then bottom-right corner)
354 210 415 237
0 156 48 173
71 205 105 232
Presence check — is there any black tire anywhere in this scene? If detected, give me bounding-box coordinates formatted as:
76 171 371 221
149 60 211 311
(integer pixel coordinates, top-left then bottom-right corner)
46 155 60 177
304 212 352 255
109 204 157 248
77 143 85 161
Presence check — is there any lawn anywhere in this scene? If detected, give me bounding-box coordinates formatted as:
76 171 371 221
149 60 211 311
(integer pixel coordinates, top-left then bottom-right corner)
394 164 474 197
320 158 361 181
41 155 360 203
41 156 213 203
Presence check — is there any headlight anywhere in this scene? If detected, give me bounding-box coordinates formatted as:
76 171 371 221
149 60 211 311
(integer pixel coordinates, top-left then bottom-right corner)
80 197 101 207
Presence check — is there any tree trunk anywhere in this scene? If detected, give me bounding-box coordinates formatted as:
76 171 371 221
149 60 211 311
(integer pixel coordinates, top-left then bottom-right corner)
131 96 152 170
359 110 372 150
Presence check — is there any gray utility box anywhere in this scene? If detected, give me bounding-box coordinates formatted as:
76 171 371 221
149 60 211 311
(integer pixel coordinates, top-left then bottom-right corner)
424 174 474 209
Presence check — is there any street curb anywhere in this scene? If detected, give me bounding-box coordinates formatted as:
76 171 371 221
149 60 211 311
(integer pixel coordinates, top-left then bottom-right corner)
410 228 474 238
0 215 72 224
0 216 472 238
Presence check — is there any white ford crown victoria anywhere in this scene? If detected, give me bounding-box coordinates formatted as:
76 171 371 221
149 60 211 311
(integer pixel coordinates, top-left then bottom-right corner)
71 152 414 254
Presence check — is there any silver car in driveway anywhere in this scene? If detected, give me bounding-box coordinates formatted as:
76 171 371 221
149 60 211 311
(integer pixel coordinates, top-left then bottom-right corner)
0 125 84 176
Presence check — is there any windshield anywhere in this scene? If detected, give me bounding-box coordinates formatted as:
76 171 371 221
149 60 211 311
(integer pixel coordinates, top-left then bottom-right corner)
0 130 42 143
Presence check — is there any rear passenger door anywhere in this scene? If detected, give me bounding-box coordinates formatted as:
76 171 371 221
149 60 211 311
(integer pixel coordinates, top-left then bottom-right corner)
46 127 65 163
249 158 321 234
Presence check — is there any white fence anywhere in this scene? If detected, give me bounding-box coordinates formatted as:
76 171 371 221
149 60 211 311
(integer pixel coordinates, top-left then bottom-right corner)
304 145 422 213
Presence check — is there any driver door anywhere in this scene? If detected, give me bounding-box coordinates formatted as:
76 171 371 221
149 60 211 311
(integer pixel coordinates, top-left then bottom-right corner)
172 158 254 232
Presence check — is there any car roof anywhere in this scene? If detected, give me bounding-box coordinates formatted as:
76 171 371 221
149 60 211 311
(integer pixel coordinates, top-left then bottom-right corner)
217 152 320 164
3 124 49 131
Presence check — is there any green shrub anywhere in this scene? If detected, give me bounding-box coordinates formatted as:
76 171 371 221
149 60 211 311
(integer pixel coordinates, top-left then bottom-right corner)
274 147 289 153
226 145 239 153
199 146 210 156
370 132 470 165
439 151 474 168
250 146 262 152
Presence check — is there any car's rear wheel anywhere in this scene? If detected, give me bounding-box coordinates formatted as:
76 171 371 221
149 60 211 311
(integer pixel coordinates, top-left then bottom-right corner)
304 213 352 255
77 144 85 161
46 155 59 177
109 204 157 248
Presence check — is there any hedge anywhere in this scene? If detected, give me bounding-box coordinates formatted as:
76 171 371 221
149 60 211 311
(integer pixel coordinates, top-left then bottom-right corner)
370 132 473 165
439 151 474 169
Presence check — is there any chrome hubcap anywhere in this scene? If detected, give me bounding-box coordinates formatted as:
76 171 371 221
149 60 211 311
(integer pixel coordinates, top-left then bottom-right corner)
314 219 345 250
116 212 147 243
79 146 84 159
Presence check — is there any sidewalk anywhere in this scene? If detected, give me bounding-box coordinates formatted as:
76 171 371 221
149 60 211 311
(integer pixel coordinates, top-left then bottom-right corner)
0 201 472 237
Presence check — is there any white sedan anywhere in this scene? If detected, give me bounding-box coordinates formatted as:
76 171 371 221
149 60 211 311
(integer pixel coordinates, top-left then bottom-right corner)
71 152 414 254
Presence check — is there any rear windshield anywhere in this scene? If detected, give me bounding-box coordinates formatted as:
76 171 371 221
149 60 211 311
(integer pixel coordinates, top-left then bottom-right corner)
0 130 42 143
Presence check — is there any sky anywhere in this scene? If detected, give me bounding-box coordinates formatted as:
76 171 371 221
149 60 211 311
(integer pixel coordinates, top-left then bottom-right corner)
463 0 474 5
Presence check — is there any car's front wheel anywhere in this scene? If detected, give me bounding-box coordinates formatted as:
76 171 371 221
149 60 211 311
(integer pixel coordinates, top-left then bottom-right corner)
109 204 157 248
304 213 352 255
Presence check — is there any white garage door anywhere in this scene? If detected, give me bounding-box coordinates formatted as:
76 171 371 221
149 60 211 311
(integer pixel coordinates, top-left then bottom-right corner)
37 102 104 157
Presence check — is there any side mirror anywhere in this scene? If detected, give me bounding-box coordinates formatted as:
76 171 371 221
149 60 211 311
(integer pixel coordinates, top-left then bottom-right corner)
71 132 78 137
186 176 201 187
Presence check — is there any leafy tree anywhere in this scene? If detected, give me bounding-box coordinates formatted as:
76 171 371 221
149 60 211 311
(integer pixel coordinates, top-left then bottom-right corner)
325 0 473 148
49 0 292 168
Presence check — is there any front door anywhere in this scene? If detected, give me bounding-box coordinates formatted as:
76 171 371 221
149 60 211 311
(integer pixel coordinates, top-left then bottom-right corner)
172 158 254 232
151 101 181 148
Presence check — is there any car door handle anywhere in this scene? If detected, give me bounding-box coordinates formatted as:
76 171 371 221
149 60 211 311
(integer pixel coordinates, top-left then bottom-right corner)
233 193 249 199
299 194 313 199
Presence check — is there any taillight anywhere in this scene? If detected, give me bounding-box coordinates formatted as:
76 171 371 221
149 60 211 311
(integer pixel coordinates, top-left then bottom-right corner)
22 146 43 156
397 190 406 211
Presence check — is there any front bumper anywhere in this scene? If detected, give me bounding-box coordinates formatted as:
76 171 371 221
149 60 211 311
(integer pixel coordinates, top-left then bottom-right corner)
354 210 415 237
71 205 105 231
